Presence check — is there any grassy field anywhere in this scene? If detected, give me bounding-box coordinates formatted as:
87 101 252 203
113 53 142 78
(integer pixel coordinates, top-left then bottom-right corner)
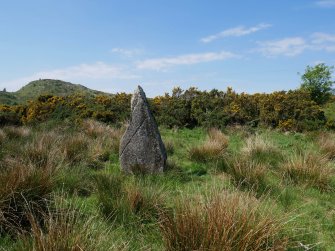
1 120 335 250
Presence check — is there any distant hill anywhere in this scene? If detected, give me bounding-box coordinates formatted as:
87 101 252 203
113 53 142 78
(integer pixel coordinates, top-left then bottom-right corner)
0 79 111 105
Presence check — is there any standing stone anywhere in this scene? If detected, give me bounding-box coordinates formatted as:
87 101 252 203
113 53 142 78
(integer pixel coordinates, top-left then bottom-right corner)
119 86 167 174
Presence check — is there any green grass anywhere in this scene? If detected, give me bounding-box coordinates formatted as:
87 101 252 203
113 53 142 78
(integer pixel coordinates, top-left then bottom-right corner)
1 123 335 250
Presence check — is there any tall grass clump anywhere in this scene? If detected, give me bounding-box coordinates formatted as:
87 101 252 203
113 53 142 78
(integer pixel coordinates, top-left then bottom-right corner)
95 174 167 225
189 128 228 162
62 133 89 164
164 139 175 155
54 167 94 196
23 131 64 170
0 129 6 145
15 199 125 251
126 181 167 223
3 126 31 139
281 151 334 191
318 132 335 159
0 163 52 235
94 173 125 221
82 119 123 153
159 191 289 251
241 134 282 167
228 155 267 192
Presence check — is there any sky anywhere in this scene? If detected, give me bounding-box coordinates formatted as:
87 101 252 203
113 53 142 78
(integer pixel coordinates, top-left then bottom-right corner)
0 0 335 97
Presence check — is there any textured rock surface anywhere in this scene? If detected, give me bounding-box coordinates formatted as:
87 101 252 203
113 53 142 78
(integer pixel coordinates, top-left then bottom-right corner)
119 86 166 174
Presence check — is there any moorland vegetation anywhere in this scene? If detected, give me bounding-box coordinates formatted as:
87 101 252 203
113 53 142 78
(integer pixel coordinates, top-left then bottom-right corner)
0 63 335 250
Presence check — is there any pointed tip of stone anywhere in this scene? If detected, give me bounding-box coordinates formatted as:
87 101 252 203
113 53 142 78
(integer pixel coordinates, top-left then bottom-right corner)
134 85 146 99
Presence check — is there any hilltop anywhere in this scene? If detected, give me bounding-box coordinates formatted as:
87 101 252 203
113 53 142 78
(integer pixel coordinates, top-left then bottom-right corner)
0 79 111 105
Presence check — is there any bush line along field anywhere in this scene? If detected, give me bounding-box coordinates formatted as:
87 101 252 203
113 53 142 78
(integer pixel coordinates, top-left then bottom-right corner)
1 85 335 132
1 120 335 250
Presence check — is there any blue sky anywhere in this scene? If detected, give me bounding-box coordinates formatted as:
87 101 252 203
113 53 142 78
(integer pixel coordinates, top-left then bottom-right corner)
0 0 335 97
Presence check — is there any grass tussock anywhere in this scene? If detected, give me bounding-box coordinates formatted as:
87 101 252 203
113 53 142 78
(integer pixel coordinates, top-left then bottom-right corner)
159 191 288 251
318 132 335 159
23 131 65 170
164 139 175 155
15 200 125 251
3 126 31 139
62 133 89 164
241 134 282 166
95 173 167 225
228 155 267 191
0 163 52 235
189 128 228 162
82 119 123 139
82 119 123 153
281 151 334 191
0 129 6 144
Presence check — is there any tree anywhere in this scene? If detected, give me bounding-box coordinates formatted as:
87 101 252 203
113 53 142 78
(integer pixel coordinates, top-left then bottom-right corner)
300 63 334 104
2 88 6 92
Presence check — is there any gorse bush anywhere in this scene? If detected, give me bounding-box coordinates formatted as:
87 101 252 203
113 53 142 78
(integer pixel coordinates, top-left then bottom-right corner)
159 191 289 251
0 86 329 131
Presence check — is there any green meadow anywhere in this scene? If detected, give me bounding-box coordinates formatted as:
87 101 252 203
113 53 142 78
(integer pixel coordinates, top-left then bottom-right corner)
1 120 335 250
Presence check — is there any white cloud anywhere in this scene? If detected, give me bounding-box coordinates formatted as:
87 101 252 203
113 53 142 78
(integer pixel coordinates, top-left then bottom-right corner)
315 0 335 8
1 62 139 92
310 32 335 52
201 23 271 43
136 51 238 70
256 33 335 57
111 48 142 57
311 32 335 43
257 37 308 57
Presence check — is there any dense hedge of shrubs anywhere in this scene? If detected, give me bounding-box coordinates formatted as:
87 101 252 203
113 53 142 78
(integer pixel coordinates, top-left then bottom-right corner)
0 87 331 131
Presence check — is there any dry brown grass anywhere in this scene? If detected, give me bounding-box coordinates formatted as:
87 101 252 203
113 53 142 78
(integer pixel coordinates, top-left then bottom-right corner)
82 119 124 154
3 126 31 139
16 200 125 251
82 119 124 139
208 128 229 145
242 134 277 156
189 128 229 162
229 155 267 191
318 132 335 160
159 191 288 251
0 162 52 235
0 129 5 144
281 151 334 191
0 122 125 237
62 133 89 164
23 131 65 170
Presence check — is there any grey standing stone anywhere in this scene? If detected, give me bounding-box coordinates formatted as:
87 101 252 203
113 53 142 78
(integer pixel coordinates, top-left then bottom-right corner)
119 86 167 174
